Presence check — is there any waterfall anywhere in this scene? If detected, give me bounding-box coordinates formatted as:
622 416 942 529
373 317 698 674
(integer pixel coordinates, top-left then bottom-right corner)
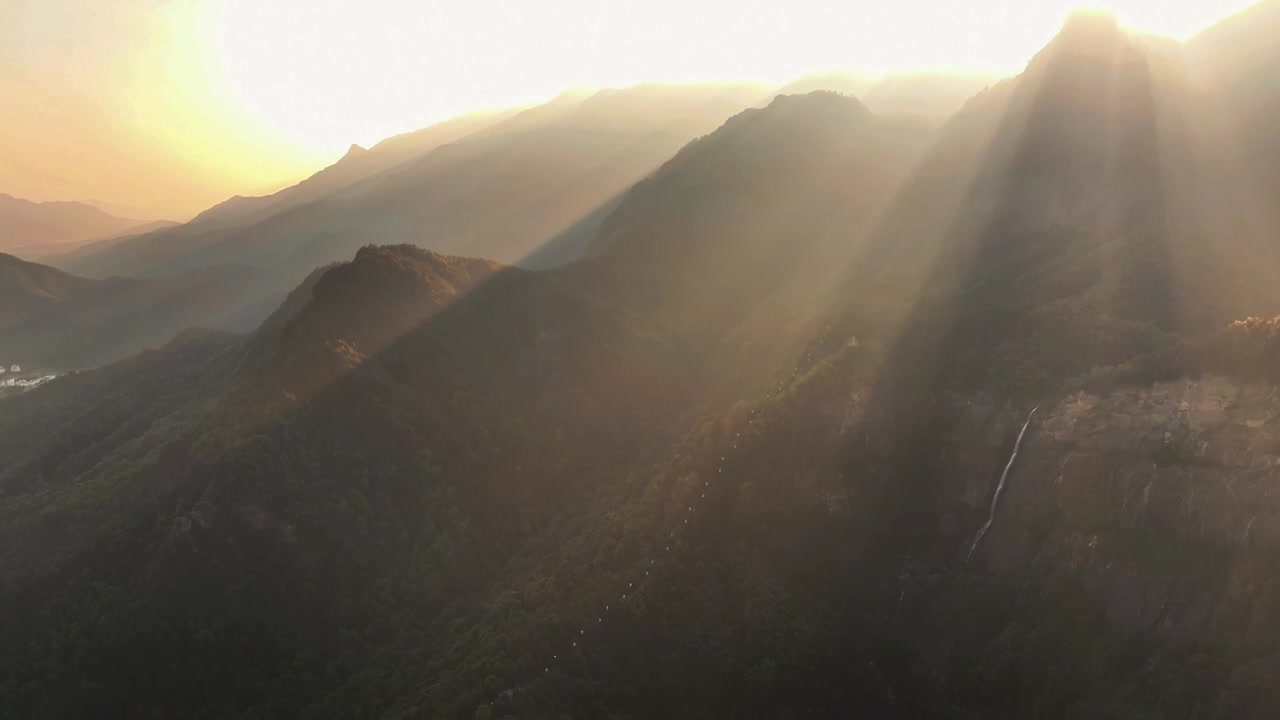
966 405 1038 563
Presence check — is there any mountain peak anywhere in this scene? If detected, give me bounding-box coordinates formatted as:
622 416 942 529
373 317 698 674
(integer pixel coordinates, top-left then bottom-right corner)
342 143 368 159
249 245 506 400
766 89 870 117
1052 8 1125 53
1062 7 1120 32
1017 7 1135 81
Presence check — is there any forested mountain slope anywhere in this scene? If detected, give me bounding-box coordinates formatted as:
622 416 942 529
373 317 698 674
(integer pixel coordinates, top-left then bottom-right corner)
0 89 919 716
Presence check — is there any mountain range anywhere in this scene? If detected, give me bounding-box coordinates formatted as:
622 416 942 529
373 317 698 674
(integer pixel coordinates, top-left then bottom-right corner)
4 5 1280 718
51 85 768 278
0 194 166 257
3 73 1002 374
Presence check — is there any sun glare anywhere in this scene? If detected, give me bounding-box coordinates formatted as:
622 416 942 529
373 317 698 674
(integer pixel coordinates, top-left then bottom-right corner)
210 0 1257 156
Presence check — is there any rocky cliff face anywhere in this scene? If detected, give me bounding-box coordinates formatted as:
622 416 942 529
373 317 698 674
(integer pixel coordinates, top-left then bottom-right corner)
949 375 1280 636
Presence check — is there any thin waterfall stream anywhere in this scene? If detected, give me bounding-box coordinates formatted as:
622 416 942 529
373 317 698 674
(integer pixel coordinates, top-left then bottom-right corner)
966 405 1039 563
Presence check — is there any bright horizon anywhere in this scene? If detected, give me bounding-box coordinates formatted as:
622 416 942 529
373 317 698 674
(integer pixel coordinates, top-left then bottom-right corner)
0 0 1261 219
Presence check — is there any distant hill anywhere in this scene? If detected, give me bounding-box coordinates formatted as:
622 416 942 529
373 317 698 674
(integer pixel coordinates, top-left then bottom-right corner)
0 252 266 369
0 194 152 255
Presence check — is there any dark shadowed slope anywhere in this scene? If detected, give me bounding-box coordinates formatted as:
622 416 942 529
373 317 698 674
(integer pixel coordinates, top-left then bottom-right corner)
0 240 707 717
0 253 97 324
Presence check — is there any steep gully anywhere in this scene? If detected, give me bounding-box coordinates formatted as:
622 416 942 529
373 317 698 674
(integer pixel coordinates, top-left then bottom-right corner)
966 405 1038 563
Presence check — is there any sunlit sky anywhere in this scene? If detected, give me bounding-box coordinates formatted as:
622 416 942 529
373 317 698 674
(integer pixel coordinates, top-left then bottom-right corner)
0 0 1260 219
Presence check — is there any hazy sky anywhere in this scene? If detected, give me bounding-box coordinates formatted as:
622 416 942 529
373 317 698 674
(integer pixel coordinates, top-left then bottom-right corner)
0 0 1259 219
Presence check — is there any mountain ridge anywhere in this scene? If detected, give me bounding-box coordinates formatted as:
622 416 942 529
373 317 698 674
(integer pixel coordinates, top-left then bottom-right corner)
0 194 153 255
0 252 270 369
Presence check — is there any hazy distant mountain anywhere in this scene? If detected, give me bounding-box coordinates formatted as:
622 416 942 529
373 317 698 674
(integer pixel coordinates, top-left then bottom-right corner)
16 219 181 262
187 110 523 228
54 109 522 281
780 69 1005 124
0 252 267 369
1189 0 1280 76
1189 0 1280 225
10 9 1280 720
54 83 764 309
861 70 1004 121
776 70 878 98
0 194 152 255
